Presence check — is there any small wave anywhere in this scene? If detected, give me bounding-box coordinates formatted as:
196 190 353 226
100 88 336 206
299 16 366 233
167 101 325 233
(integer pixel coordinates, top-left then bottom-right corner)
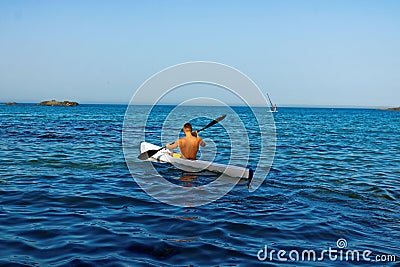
37 133 74 139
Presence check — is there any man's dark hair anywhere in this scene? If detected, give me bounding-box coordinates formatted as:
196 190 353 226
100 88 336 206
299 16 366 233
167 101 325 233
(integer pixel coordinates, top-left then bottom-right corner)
183 123 192 132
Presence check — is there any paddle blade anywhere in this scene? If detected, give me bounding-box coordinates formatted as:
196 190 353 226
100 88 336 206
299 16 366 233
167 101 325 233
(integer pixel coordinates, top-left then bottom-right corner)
198 114 226 133
137 148 160 160
214 114 227 123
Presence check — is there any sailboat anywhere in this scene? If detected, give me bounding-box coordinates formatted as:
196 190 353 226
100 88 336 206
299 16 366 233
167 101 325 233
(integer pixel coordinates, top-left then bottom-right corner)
266 93 278 113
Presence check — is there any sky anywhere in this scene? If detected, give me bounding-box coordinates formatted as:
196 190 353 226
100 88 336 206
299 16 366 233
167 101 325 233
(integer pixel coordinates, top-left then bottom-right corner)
0 0 399 107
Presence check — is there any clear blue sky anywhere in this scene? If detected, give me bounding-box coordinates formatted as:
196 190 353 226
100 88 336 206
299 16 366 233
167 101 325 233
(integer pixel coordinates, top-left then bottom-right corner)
0 0 399 107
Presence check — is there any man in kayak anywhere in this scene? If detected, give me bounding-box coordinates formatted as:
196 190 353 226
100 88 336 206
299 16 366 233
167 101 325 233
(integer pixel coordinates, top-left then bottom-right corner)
166 123 205 159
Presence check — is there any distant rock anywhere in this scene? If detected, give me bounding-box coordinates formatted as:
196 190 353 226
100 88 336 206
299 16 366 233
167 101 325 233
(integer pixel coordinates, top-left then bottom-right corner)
5 102 17 106
380 106 400 111
38 100 79 107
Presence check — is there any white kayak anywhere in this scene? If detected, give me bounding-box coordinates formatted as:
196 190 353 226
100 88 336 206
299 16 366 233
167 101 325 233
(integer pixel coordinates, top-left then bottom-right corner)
140 142 253 179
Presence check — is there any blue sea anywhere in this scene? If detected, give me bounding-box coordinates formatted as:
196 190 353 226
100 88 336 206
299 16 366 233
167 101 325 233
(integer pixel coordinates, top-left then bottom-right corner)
0 104 399 266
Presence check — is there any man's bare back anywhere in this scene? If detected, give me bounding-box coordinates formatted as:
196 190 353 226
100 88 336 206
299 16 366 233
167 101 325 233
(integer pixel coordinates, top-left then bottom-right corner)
166 123 205 159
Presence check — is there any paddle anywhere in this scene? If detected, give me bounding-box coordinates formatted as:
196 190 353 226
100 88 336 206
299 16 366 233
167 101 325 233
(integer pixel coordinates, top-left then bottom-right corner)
137 114 227 160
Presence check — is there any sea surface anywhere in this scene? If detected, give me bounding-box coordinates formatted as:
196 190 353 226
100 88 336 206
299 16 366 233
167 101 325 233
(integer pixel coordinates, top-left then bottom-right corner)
0 104 399 266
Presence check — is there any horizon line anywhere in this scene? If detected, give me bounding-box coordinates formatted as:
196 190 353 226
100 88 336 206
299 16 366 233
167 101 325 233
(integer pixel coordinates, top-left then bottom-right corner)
1 101 396 109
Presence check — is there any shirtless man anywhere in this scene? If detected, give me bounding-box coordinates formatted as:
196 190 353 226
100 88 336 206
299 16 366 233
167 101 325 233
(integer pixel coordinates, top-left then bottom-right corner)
166 123 205 159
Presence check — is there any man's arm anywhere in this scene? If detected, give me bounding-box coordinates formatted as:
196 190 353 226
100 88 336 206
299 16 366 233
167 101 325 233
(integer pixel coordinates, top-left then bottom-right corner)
166 140 179 150
192 131 206 147
199 137 206 147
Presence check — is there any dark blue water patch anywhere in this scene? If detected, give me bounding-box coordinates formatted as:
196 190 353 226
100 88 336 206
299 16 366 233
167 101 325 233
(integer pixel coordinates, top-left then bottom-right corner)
144 105 176 145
